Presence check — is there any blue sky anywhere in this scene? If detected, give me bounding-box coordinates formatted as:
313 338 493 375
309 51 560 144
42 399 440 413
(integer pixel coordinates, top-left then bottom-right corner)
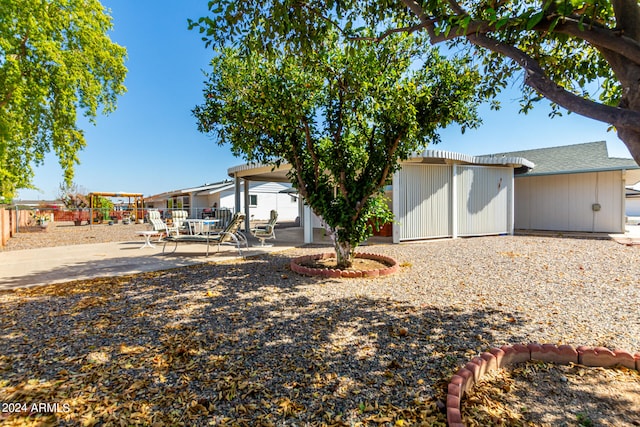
16 1 634 200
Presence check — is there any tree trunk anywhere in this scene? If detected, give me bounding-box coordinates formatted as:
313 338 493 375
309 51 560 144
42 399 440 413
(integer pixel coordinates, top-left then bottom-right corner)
612 58 640 164
324 223 354 269
618 128 640 163
334 239 353 269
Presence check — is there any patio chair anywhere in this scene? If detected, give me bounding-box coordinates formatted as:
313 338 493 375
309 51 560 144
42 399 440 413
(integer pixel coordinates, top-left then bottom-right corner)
171 210 189 232
147 210 179 241
214 208 233 230
162 212 248 256
250 210 278 246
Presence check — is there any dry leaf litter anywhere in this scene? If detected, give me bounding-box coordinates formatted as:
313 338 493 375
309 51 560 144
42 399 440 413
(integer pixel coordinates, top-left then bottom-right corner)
0 223 639 426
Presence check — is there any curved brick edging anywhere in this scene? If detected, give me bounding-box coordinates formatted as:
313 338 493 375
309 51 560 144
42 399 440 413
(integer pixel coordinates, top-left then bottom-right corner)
446 344 640 427
290 252 399 278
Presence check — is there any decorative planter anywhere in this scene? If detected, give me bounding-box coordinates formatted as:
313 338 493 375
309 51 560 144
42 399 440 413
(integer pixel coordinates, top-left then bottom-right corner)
290 252 399 278
446 344 640 427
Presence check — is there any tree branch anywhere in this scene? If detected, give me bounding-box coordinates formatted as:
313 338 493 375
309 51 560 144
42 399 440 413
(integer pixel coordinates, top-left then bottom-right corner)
352 130 405 221
338 171 348 199
402 0 431 24
612 0 640 41
402 0 449 41
404 4 640 66
376 132 404 190
334 88 343 147
301 118 321 184
446 0 466 16
544 18 640 66
468 33 640 133
351 23 428 42
288 138 310 201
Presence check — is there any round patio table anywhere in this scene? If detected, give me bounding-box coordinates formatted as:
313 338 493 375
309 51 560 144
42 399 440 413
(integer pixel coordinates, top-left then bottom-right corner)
137 230 162 249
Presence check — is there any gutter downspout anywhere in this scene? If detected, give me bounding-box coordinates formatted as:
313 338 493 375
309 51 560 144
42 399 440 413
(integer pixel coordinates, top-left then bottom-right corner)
392 171 400 244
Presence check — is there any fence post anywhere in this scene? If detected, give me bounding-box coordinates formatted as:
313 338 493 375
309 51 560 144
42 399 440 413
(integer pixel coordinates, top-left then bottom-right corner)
0 207 5 247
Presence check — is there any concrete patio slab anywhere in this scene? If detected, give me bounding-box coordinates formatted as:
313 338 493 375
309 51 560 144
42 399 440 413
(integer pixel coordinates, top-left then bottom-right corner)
0 239 296 291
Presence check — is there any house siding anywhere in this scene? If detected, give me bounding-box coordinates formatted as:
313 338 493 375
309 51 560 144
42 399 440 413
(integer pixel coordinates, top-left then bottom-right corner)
220 181 299 221
514 170 624 233
627 199 640 217
457 165 512 236
394 164 513 242
396 164 452 241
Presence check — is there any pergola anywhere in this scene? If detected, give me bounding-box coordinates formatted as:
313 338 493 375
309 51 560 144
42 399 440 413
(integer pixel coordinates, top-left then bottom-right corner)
88 192 144 223
227 150 534 244
226 162 303 237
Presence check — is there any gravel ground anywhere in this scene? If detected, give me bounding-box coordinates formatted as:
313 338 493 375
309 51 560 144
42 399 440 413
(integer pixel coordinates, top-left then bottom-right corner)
2 221 152 251
0 226 638 425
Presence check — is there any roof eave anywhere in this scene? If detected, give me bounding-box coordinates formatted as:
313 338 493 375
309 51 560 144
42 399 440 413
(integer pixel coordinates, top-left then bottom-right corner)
518 165 640 177
408 149 535 169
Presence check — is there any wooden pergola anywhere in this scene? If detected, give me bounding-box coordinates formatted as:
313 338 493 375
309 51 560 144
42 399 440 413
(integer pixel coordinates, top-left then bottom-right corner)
88 192 144 224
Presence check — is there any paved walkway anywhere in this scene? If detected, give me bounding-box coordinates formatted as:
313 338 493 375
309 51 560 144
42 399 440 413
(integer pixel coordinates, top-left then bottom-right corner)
0 237 302 291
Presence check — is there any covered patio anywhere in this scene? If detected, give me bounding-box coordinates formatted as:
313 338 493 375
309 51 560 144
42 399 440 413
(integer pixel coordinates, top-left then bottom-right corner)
227 150 533 245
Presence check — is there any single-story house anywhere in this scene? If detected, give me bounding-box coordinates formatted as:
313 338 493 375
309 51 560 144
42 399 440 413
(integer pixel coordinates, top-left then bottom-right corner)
495 141 640 233
227 151 534 243
145 179 299 221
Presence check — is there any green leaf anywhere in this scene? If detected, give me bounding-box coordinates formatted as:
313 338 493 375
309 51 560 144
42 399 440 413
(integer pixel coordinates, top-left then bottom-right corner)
526 11 545 30
547 16 560 32
494 17 510 30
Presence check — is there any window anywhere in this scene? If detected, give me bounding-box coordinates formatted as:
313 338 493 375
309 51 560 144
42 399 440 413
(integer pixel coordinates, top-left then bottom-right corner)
167 196 190 211
249 194 258 207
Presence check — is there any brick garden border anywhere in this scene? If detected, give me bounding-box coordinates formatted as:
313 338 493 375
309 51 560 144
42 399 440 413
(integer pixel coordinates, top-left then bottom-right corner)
290 252 399 278
446 344 640 427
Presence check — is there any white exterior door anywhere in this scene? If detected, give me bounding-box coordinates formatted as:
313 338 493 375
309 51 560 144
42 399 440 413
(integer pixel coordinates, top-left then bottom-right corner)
393 164 514 242
394 164 452 241
456 165 512 236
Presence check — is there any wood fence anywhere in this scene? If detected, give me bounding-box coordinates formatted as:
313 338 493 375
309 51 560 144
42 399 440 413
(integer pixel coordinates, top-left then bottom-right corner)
0 207 49 248
0 206 16 248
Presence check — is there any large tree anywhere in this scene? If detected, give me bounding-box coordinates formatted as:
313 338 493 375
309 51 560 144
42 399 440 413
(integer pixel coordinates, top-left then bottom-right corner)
191 0 640 165
193 35 481 267
0 0 127 199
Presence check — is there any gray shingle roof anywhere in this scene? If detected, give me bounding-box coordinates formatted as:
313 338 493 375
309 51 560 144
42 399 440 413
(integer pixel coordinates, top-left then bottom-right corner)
492 141 639 175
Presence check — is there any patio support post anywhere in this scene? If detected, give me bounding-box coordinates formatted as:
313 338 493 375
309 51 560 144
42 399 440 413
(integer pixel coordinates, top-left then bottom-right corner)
234 174 241 214
452 164 458 239
509 172 515 235
620 170 627 233
303 204 314 243
243 178 251 232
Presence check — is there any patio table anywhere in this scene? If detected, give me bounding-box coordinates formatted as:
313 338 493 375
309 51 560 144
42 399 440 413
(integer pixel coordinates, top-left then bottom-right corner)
137 230 162 249
185 219 220 235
